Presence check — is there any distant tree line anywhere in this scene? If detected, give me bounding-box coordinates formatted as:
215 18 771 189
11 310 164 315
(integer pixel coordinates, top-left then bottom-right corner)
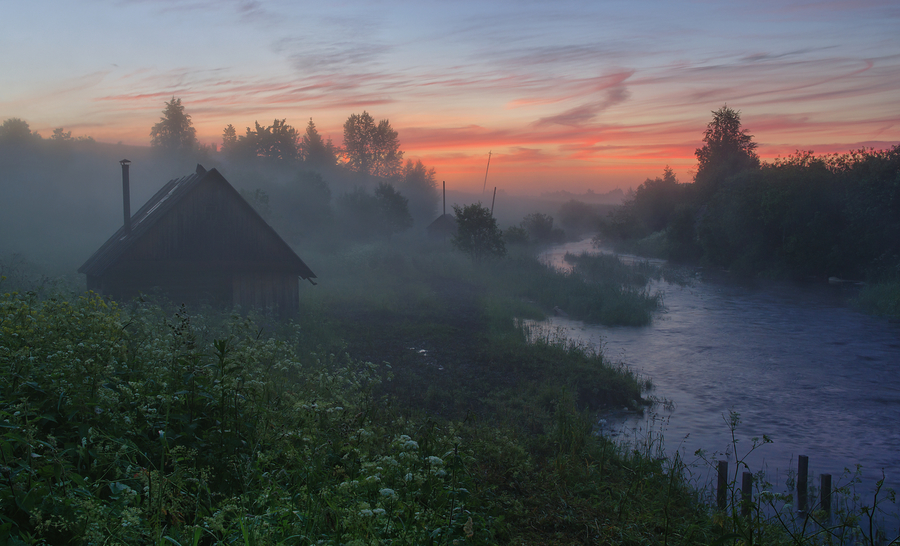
597 105 900 284
145 98 440 245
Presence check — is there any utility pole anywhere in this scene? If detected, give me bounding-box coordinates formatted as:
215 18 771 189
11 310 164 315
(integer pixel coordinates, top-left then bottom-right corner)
481 151 492 195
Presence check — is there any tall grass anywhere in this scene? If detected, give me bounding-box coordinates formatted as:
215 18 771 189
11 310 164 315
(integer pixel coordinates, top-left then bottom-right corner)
856 280 900 320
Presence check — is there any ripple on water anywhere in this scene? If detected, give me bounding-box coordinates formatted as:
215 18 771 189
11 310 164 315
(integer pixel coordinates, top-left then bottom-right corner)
540 241 900 499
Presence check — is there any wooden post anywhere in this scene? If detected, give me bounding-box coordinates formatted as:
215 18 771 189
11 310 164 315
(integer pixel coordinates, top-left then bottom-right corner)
717 460 728 510
820 474 832 516
742 471 753 517
798 455 809 513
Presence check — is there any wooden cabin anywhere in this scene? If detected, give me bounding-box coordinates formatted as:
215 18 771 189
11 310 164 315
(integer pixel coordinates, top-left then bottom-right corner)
79 164 316 314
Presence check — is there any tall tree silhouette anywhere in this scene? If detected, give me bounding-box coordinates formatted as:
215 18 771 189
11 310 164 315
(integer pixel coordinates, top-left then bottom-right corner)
694 105 759 196
150 97 197 154
300 118 338 168
342 111 403 179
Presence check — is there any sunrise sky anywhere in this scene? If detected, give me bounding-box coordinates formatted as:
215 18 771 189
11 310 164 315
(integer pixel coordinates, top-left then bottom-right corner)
2 0 898 193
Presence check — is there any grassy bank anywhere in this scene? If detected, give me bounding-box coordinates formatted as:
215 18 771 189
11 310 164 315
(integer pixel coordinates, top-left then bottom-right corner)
0 273 721 544
6 241 892 544
856 280 900 320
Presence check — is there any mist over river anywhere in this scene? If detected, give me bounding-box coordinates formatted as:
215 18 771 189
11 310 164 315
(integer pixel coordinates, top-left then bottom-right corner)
541 239 900 497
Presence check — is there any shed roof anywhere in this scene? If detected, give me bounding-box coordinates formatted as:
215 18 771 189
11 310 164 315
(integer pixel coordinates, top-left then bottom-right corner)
426 213 458 237
79 165 316 280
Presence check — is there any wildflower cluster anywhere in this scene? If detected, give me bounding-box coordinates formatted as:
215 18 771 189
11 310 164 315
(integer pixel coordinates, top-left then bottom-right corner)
0 291 491 544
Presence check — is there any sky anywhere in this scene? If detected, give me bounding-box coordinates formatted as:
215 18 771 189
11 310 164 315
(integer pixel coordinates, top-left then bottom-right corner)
2 0 899 194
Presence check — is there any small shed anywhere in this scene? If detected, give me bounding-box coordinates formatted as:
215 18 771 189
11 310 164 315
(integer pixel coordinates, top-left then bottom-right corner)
79 164 316 314
426 213 458 239
426 181 458 239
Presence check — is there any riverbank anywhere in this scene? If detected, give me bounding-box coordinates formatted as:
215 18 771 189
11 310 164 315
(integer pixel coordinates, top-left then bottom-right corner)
6 238 897 544
0 242 722 544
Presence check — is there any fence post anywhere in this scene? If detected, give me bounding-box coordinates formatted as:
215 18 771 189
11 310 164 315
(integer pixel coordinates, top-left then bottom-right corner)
741 471 753 516
798 455 809 513
820 473 832 516
717 460 728 510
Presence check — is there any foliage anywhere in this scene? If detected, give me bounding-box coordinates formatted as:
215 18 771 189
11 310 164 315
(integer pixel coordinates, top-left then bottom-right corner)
856 280 900 319
519 252 662 326
289 170 334 237
694 105 760 196
556 199 602 239
597 107 900 288
149 97 198 154
49 127 94 144
0 290 495 544
300 118 338 168
374 182 414 237
451 203 506 261
0 118 41 144
221 124 238 156
342 112 404 179
502 225 529 246
0 255 724 546
598 167 690 243
694 410 900 546
399 159 439 226
232 119 301 163
520 212 565 244
335 183 413 241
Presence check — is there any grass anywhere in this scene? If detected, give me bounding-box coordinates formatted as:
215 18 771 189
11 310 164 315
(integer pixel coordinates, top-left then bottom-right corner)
2 240 896 544
856 280 900 320
0 284 713 544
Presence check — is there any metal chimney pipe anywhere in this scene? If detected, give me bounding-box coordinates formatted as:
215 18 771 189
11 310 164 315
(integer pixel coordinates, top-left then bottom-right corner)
120 159 131 233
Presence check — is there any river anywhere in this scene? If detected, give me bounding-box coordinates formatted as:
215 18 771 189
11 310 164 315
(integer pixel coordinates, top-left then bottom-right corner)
541 239 900 501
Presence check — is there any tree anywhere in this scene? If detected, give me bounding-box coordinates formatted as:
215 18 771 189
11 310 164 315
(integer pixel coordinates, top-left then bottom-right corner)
49 127 94 144
557 199 601 239
50 128 72 141
336 183 412 240
300 118 338 168
248 119 300 161
521 212 562 243
221 124 238 156
150 97 197 153
374 182 413 237
452 203 506 260
342 111 404 179
694 105 759 196
290 170 333 235
225 120 301 163
0 118 40 143
400 159 439 225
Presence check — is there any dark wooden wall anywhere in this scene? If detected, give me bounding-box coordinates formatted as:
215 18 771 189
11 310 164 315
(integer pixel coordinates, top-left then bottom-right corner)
88 174 303 315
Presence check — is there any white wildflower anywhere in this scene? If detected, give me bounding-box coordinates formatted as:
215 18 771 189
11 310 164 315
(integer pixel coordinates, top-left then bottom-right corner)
379 488 397 499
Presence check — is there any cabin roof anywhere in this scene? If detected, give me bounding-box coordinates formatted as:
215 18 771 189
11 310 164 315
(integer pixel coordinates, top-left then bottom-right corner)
427 213 458 234
78 165 316 279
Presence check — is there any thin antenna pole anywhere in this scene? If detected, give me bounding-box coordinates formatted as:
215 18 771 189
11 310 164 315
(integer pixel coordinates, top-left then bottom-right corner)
443 181 446 216
481 151 492 194
490 186 497 216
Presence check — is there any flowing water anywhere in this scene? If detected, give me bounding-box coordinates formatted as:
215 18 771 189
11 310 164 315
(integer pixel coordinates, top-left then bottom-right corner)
541 240 900 500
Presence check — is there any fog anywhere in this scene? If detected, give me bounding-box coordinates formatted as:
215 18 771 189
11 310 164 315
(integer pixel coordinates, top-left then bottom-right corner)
0 138 620 280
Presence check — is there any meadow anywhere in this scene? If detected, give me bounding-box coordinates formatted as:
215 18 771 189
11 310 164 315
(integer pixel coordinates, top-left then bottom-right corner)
1 240 896 545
